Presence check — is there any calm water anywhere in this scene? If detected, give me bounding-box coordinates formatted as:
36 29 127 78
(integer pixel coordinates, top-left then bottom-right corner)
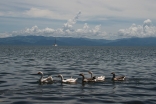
0 46 156 104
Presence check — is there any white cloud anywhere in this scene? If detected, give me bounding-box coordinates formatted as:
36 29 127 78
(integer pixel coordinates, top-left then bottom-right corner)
1 8 156 40
0 33 12 38
3 12 107 39
63 12 80 30
1 0 156 39
24 8 53 18
143 19 152 28
23 8 65 19
117 19 156 39
1 0 156 20
0 12 4 16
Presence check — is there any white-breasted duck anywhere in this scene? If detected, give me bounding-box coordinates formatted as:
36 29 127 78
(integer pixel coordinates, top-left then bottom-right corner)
88 71 105 81
37 71 53 83
57 74 77 83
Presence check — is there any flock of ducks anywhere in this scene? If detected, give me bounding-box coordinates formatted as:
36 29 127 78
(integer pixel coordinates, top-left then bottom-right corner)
37 71 126 84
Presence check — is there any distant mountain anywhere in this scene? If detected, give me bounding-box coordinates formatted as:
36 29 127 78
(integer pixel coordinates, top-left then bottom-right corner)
105 37 156 46
0 36 111 46
0 35 156 46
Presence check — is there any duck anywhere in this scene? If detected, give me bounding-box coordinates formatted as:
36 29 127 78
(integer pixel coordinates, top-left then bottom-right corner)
79 73 96 82
37 71 53 83
111 72 125 81
57 74 77 83
88 71 105 81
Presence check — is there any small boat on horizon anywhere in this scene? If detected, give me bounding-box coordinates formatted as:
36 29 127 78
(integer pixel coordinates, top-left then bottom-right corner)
53 38 58 46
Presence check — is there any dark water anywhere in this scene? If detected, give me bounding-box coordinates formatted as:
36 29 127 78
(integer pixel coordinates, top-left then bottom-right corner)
0 46 156 104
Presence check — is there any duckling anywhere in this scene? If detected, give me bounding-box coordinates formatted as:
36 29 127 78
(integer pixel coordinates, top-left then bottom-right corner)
37 71 53 83
111 72 125 81
57 74 77 83
88 71 105 81
79 73 96 82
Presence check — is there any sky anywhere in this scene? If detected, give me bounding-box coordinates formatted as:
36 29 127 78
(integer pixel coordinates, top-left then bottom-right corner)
0 0 156 40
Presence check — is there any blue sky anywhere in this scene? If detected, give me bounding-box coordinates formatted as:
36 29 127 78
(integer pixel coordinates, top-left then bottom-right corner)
0 0 156 40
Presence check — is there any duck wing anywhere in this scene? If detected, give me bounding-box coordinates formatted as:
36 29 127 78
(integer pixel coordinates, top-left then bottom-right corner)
41 76 53 83
116 76 125 80
87 77 96 82
41 78 49 83
97 76 105 81
47 76 53 82
66 78 77 83
62 78 77 83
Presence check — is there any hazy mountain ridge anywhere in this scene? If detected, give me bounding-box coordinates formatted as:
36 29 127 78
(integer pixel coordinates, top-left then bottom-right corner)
0 36 156 46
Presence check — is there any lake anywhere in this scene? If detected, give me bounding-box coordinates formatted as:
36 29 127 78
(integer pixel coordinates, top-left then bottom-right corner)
0 46 156 104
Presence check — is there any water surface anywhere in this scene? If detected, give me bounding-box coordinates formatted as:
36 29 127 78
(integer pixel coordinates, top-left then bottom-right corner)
0 46 156 104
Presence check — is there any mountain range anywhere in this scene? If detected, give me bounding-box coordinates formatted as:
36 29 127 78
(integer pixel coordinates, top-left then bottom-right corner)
0 35 156 46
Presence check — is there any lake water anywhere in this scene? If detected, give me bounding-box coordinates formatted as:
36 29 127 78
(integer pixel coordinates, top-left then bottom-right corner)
0 46 156 104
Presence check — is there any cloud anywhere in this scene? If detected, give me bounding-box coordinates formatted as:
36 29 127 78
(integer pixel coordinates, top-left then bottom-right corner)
6 11 107 39
12 25 55 37
24 8 53 18
0 12 4 16
143 19 152 28
1 0 156 21
1 11 156 40
1 0 156 40
0 7 69 20
23 8 63 19
0 33 12 38
117 19 156 39
63 11 81 31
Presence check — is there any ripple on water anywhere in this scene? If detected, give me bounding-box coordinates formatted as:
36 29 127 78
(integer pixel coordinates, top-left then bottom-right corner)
0 46 156 104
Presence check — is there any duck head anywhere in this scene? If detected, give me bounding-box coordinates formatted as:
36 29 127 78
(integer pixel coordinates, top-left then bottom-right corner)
79 73 84 76
57 74 62 77
92 76 96 79
88 71 93 74
111 72 115 75
38 71 43 75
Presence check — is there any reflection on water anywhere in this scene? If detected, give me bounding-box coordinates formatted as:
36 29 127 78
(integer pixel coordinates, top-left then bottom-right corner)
0 46 156 104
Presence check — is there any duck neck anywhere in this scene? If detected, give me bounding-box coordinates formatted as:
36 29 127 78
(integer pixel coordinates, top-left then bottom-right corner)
81 75 85 82
90 73 93 78
60 75 64 82
113 74 115 78
39 74 43 82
